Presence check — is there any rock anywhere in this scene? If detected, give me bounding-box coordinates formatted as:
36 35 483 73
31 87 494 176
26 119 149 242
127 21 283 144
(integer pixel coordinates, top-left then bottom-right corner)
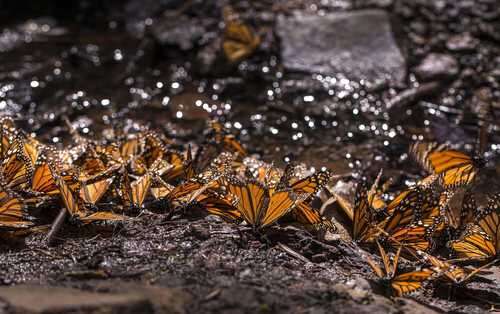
414 53 459 81
277 10 406 84
0 285 152 314
396 298 440 314
151 15 209 50
91 281 191 314
124 0 184 37
446 33 478 51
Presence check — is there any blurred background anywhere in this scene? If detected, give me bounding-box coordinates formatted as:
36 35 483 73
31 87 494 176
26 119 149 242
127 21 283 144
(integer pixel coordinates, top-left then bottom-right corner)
1 0 499 184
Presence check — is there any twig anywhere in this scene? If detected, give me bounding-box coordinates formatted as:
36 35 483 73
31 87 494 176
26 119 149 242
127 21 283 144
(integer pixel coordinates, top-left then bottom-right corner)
46 207 67 246
277 242 311 264
387 82 442 111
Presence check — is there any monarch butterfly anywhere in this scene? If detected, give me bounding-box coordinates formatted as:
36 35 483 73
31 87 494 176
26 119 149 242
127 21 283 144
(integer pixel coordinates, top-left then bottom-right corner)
209 121 247 156
120 136 144 161
365 241 436 296
0 118 17 159
30 157 79 196
282 167 333 197
410 142 484 188
379 186 441 236
222 7 261 63
53 166 124 223
331 181 377 242
387 217 445 252
159 149 194 182
0 140 33 190
150 178 175 200
191 190 242 223
161 152 234 205
278 166 334 231
417 251 471 284
20 136 41 167
449 194 499 260
79 177 114 206
352 182 378 242
0 187 30 228
129 174 151 208
287 201 336 232
223 176 299 230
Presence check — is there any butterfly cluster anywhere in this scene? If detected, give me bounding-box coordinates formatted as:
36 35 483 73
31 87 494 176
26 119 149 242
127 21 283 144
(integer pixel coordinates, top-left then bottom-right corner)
330 142 499 296
0 117 333 236
0 115 498 299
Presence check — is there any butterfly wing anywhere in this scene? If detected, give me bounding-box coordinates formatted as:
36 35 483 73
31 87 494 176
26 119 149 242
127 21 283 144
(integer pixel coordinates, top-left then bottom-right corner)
410 142 478 188
225 178 267 227
288 169 332 197
391 269 434 297
130 174 151 208
353 182 376 242
289 202 336 232
259 190 296 228
54 172 82 218
0 188 30 228
1 145 32 190
195 192 242 223
80 177 114 205
450 197 499 260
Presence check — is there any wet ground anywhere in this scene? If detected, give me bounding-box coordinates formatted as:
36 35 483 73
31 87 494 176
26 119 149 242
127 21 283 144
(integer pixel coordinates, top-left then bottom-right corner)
1 0 500 313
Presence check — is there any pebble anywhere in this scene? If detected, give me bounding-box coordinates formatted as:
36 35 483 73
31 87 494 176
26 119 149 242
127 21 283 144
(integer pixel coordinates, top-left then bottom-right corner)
414 53 459 81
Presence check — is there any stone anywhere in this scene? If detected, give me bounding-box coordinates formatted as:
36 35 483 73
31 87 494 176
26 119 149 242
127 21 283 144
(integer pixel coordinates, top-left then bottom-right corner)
446 33 478 51
0 285 152 314
277 10 406 84
396 298 440 314
414 53 459 81
151 15 208 50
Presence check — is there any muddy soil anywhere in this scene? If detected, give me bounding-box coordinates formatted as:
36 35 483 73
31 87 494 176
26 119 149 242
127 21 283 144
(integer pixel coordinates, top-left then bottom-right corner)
0 0 499 313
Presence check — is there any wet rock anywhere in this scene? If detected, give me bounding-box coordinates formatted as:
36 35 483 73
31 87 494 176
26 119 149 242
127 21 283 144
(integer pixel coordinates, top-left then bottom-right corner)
446 33 478 51
151 15 211 50
0 285 152 314
414 53 459 81
124 0 184 37
277 10 406 84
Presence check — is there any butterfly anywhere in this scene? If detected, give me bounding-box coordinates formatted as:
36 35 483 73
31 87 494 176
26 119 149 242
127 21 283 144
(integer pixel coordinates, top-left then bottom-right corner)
125 173 151 209
441 191 479 232
0 118 18 159
29 155 79 196
365 241 436 296
208 121 247 156
278 166 335 231
449 194 499 260
379 185 441 236
332 181 377 242
222 7 261 63
0 187 31 229
79 177 114 206
191 190 242 223
287 201 336 232
386 217 445 253
410 142 484 189
223 176 299 230
52 165 124 223
0 139 33 191
417 250 484 284
120 135 145 162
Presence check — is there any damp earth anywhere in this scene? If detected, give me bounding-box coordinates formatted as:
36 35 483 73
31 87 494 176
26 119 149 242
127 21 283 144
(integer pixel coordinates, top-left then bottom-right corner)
0 0 500 313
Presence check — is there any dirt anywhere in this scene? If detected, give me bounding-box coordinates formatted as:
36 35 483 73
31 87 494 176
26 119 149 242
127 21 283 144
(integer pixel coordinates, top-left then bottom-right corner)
0 0 499 313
